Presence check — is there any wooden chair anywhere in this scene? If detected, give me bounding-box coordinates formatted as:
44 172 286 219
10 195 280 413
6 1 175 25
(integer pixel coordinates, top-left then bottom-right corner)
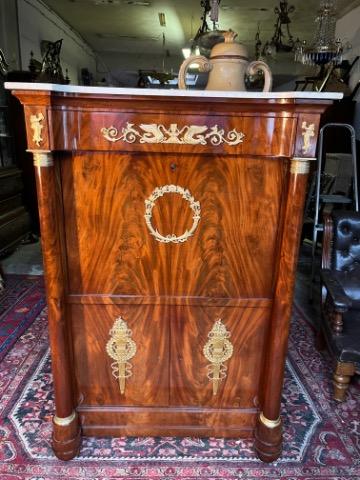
319 210 360 401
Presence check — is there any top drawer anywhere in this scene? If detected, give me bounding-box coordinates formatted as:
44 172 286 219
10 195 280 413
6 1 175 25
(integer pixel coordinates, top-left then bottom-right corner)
51 110 295 158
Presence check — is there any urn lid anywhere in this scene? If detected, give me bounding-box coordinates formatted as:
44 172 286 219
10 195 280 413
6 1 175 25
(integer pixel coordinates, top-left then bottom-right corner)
210 30 248 59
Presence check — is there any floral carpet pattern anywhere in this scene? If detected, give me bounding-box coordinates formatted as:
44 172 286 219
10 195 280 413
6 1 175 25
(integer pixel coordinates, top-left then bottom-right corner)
9 350 319 463
0 278 359 479
0 275 45 362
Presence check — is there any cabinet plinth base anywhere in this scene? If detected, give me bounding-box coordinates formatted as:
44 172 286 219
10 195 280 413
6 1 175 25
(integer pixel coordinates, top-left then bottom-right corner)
254 413 282 463
52 412 81 461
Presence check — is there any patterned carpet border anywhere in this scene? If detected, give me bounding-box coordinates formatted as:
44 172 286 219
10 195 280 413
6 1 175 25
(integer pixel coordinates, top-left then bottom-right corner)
0 275 45 362
0 279 359 479
8 350 321 463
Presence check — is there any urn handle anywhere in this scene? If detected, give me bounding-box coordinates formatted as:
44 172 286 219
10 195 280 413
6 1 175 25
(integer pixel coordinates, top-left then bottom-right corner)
178 55 212 90
246 60 273 92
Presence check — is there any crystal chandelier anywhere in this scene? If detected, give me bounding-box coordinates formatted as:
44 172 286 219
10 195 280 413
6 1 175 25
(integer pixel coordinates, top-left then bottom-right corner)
295 0 345 66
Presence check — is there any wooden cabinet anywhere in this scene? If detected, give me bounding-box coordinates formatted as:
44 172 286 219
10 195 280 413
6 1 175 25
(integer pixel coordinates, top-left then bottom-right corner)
8 83 340 462
0 72 31 256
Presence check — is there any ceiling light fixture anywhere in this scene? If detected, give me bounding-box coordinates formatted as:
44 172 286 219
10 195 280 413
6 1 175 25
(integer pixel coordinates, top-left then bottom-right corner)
294 0 348 66
93 0 151 5
93 0 120 4
221 5 268 11
182 0 222 59
194 0 223 55
158 12 166 27
140 33 176 87
96 33 159 41
260 0 298 58
125 0 151 4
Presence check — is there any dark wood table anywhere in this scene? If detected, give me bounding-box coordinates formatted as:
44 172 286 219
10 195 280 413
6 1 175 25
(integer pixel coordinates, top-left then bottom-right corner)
7 83 341 462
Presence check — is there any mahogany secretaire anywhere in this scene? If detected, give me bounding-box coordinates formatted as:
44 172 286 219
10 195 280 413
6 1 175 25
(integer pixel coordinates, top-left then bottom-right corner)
7 83 341 462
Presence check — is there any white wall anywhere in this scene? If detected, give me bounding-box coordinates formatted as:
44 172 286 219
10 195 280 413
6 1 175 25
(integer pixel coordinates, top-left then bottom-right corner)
17 0 97 84
336 5 360 139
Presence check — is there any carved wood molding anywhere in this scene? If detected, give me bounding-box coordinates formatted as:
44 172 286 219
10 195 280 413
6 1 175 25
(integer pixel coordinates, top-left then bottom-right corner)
101 122 245 146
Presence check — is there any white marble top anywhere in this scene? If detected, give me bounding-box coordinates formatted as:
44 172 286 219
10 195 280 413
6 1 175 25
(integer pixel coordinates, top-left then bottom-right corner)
5 82 343 100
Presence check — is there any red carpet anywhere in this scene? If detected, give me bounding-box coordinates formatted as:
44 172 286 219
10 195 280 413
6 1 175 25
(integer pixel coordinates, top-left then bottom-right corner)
0 276 359 479
0 275 45 362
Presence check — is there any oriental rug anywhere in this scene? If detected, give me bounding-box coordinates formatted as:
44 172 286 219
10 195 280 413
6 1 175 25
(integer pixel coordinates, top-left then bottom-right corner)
0 275 45 362
0 281 359 479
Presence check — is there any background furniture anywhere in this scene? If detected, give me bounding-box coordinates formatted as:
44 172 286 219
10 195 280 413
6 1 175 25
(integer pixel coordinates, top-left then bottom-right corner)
320 210 360 401
308 123 359 295
9 83 340 463
6 70 40 235
0 59 32 257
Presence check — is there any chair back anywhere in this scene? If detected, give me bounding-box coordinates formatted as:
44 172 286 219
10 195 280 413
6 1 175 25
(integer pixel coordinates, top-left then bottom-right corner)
331 211 360 272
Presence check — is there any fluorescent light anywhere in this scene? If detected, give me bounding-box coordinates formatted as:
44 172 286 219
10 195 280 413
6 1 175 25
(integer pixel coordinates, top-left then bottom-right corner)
158 12 166 26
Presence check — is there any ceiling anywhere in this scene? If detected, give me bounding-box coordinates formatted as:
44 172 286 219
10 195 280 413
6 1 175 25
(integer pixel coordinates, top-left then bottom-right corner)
41 0 360 84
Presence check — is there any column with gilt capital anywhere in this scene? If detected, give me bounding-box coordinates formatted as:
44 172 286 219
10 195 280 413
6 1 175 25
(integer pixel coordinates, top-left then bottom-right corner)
255 114 319 462
29 105 80 459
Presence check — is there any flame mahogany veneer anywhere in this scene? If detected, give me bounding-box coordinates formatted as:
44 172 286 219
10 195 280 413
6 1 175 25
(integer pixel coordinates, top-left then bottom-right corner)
10 85 336 462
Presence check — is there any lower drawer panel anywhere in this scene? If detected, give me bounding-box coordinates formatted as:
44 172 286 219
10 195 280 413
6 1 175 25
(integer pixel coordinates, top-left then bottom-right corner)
169 305 270 408
69 304 169 407
68 300 270 426
78 405 257 438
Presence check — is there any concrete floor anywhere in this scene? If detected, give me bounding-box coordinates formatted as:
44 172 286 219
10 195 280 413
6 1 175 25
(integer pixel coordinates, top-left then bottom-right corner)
1 241 43 275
